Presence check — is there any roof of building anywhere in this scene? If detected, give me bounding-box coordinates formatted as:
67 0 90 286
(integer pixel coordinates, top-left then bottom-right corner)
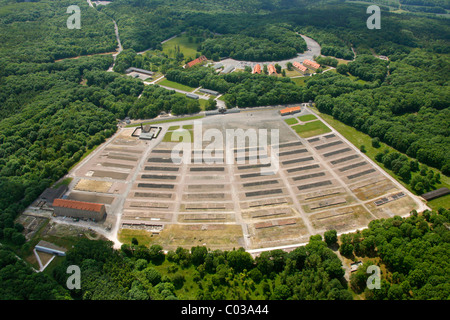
35 240 67 254
186 93 199 99
268 64 277 75
187 55 207 68
125 67 154 75
221 65 235 74
422 187 450 201
252 64 261 74
293 61 308 72
40 185 68 203
303 59 320 69
199 88 219 95
53 199 104 213
280 106 301 114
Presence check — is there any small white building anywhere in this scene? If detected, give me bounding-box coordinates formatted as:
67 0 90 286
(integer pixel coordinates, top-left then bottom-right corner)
35 240 67 256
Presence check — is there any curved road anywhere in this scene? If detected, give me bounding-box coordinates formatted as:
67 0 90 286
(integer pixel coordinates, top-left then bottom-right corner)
219 34 321 69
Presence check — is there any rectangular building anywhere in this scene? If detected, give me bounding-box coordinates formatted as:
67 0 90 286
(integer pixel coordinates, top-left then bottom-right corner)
199 88 219 96
221 65 235 74
53 199 106 221
186 93 199 99
39 185 68 207
125 67 154 76
186 55 207 68
293 61 308 73
422 187 450 201
303 59 320 70
280 106 301 116
35 240 67 256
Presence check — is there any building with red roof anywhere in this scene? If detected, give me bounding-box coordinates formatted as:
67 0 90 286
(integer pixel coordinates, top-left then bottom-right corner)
303 59 320 70
53 199 106 221
293 61 308 73
186 55 207 68
252 64 261 74
268 64 277 75
280 106 301 116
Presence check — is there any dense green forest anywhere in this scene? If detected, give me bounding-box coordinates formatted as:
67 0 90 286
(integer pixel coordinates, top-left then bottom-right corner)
1 208 448 300
347 208 450 299
200 24 307 61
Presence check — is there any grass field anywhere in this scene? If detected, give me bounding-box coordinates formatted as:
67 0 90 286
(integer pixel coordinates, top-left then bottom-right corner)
157 79 197 92
162 129 194 142
284 118 298 125
290 77 307 86
314 108 450 210
284 69 303 77
52 177 73 189
298 114 317 122
130 224 243 251
162 35 201 63
291 120 332 138
118 229 154 247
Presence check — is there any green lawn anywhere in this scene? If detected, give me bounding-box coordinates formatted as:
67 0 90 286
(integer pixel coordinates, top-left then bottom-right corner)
198 98 209 111
162 35 202 63
162 129 194 143
290 77 307 86
284 118 298 125
52 177 73 189
157 79 197 92
291 120 332 138
298 114 317 122
314 108 450 210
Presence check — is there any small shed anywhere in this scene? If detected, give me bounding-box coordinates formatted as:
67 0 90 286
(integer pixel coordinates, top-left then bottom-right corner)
35 240 67 256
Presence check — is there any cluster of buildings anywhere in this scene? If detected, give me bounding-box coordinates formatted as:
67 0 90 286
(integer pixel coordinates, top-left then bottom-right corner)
251 59 320 76
302 59 320 70
252 63 278 75
37 186 107 222
293 59 320 74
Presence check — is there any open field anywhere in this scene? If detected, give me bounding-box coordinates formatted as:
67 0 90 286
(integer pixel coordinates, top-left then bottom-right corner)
291 120 332 138
157 79 197 92
162 129 194 142
298 114 317 122
290 77 308 86
74 179 113 193
284 118 298 125
162 35 201 62
138 224 244 251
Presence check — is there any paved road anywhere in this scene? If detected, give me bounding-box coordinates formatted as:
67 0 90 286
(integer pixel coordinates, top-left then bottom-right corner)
219 34 321 70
